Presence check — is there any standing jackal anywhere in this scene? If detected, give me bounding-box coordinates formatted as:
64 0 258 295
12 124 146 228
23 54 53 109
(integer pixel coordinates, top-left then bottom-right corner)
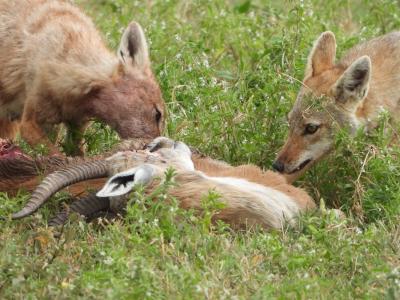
0 0 165 155
273 31 400 182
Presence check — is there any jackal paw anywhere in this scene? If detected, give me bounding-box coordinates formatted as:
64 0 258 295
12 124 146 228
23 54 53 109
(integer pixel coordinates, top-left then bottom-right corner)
96 164 156 198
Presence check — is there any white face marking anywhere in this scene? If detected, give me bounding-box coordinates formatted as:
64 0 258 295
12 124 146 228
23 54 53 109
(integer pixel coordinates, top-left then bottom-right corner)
288 137 332 173
157 147 194 171
145 138 194 171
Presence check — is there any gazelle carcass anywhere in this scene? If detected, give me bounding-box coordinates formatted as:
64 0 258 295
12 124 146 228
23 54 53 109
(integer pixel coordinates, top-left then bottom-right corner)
7 138 316 230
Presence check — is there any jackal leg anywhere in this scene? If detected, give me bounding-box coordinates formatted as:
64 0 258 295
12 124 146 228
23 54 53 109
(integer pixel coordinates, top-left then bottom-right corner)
20 105 61 155
0 119 19 139
63 122 89 156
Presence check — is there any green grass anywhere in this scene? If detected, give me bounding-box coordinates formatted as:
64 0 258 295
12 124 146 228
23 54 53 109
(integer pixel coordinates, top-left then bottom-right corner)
1 0 400 298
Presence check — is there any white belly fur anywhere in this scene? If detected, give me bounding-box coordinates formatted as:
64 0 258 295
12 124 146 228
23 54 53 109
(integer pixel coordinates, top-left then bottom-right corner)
207 176 301 223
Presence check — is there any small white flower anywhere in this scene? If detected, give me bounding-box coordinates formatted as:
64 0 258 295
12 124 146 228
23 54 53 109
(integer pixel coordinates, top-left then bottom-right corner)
160 21 166 30
103 256 114 265
195 285 202 292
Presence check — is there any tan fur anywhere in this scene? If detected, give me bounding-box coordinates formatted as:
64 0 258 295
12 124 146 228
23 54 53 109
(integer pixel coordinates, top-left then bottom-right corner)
192 155 312 210
0 0 165 155
0 120 19 139
274 31 400 182
155 156 314 229
99 140 316 230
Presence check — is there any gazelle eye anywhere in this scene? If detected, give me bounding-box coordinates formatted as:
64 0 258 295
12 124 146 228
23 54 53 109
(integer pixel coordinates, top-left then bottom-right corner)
305 123 319 135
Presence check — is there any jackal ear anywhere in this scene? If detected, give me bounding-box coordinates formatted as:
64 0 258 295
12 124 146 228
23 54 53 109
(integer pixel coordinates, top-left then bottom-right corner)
332 56 371 105
118 22 150 69
305 31 336 78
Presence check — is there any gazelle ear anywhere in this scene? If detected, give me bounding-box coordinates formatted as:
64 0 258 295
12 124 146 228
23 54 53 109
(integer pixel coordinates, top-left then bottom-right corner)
304 31 336 78
97 168 137 198
118 22 150 69
332 56 371 105
97 165 154 198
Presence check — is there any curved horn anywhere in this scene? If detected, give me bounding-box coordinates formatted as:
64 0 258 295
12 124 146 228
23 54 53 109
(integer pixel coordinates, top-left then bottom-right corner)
12 160 109 219
48 193 110 227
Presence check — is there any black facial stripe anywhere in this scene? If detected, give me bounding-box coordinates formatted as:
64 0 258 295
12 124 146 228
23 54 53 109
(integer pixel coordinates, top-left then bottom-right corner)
288 159 312 174
120 50 126 63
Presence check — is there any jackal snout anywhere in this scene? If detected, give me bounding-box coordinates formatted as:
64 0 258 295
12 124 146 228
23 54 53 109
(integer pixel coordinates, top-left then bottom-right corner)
273 139 313 177
272 160 284 173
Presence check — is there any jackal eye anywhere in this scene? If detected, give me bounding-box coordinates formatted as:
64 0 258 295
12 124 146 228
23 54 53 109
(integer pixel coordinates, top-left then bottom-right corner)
304 123 320 135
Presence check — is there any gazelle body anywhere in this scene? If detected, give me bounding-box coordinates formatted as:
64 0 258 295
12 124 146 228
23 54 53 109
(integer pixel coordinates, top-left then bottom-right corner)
9 138 315 230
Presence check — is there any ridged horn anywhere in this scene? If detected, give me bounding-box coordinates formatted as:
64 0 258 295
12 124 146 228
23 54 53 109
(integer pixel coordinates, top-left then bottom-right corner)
48 193 110 227
12 160 109 219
